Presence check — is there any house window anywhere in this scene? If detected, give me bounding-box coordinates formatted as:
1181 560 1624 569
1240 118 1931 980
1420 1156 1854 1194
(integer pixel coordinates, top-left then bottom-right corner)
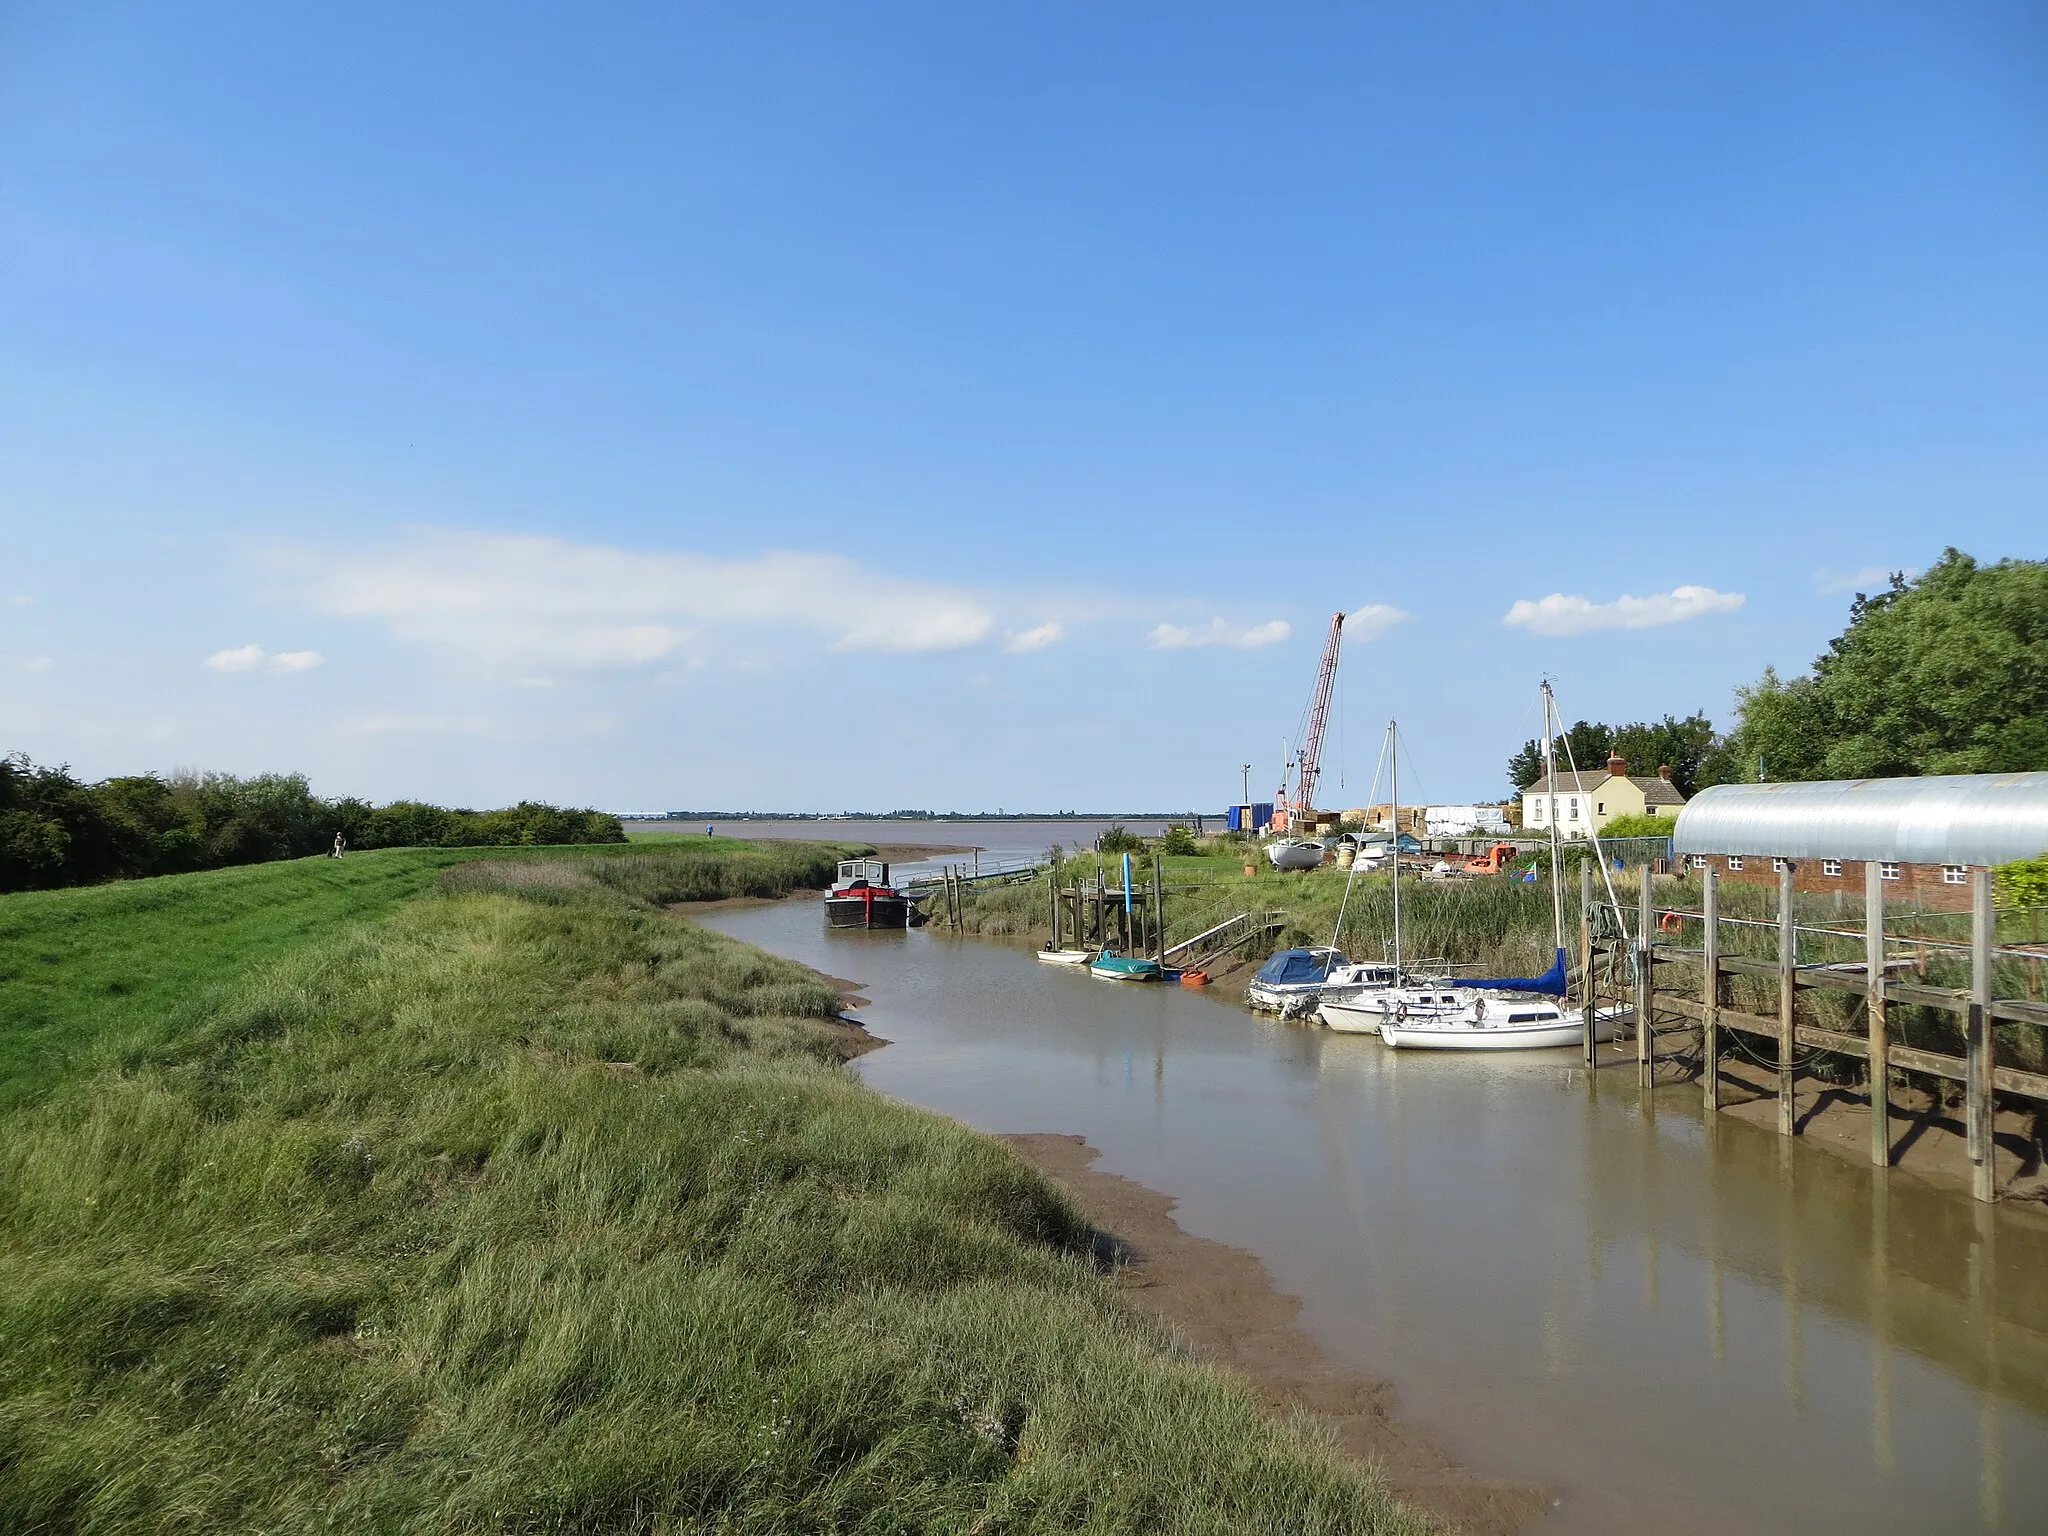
1596 801 1606 815
1822 860 1842 877
1688 855 1707 870
1726 856 1743 871
1880 862 1901 881
1943 865 1967 885
1568 797 1579 819
1772 857 1790 873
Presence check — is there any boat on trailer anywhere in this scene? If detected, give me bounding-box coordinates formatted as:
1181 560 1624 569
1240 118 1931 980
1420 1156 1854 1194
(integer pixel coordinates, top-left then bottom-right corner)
824 859 913 929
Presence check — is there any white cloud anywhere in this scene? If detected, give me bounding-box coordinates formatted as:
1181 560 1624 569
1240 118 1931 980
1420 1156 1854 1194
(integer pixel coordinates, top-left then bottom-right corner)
1004 621 1064 654
307 531 995 670
1501 585 1745 637
1815 564 1915 596
1343 604 1411 641
205 643 267 673
2 654 52 674
1146 617 1293 650
205 644 327 675
5 594 32 606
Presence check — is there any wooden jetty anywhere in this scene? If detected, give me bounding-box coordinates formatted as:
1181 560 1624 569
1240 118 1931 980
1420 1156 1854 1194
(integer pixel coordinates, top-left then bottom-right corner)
1583 861 2048 1203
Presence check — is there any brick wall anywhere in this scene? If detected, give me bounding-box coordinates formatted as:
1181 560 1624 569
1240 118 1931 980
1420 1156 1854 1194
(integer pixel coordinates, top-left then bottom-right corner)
1680 853 1979 912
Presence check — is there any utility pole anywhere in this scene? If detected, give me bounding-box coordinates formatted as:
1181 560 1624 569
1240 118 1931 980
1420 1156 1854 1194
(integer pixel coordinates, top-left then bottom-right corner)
1240 763 1252 807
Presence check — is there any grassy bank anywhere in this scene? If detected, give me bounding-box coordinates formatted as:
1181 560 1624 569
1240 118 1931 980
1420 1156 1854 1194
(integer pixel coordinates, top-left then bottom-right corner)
0 840 854 1113
0 851 1423 1533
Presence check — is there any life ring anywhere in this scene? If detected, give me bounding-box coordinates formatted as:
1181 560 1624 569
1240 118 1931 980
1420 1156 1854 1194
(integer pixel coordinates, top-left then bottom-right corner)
1658 911 1683 934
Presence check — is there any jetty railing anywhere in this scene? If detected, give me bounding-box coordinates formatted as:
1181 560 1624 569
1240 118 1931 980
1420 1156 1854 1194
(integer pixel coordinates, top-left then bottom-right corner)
1583 862 2048 1203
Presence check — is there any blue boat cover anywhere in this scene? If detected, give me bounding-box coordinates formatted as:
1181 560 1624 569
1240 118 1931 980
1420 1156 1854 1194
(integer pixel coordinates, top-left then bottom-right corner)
1255 949 1341 985
1448 947 1569 995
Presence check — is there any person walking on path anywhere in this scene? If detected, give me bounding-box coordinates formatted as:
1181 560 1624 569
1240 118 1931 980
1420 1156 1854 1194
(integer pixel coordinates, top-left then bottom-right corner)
331 830 347 859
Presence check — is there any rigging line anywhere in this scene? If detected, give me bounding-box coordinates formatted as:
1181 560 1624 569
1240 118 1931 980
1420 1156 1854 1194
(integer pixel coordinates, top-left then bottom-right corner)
1332 728 1391 946
1553 689 1635 955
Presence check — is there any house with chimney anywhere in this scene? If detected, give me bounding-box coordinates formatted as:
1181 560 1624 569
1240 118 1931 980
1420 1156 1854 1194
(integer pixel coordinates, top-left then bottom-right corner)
1519 753 1687 839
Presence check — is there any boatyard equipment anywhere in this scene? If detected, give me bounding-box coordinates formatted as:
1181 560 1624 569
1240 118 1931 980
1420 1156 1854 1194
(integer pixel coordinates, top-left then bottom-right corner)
1273 611 1344 833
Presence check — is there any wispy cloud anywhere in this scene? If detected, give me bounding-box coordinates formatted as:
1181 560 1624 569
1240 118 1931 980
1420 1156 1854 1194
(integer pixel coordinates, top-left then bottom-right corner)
2 654 52 674
1004 621 1063 654
1343 604 1411 641
1814 564 1915 596
1146 617 1292 650
305 531 995 671
1502 585 1744 637
5 594 32 607
205 644 327 674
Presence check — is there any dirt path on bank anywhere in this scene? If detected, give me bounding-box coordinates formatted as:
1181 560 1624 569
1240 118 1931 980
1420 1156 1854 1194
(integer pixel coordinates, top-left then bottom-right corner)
1003 1133 1553 1536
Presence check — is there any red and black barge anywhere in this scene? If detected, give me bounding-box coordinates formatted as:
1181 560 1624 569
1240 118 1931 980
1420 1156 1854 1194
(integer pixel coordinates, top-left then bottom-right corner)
824 858 915 929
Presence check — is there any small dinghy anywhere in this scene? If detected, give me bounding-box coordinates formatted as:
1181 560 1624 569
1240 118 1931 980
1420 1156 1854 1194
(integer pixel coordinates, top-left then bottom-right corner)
1036 947 1094 966
1089 949 1162 982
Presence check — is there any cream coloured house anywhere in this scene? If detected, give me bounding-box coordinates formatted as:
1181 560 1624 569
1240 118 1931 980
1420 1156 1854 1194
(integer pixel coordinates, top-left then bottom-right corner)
1520 754 1686 839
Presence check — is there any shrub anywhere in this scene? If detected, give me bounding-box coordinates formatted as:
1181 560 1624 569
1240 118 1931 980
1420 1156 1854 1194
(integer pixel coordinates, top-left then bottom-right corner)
1995 855 2048 909
1160 824 1200 856
1095 823 1145 854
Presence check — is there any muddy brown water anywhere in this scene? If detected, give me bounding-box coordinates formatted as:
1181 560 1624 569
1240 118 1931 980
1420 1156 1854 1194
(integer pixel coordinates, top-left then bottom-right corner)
701 898 2048 1535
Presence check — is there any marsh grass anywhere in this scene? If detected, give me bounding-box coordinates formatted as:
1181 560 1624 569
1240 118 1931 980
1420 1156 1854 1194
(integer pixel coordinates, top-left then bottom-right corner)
0 857 1424 1534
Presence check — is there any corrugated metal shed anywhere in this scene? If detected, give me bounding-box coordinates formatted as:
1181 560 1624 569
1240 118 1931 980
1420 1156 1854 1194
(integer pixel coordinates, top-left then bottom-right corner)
1672 773 2048 867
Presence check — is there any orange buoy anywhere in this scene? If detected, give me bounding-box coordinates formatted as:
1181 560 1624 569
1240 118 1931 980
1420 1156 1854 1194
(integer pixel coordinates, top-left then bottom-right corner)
1179 969 1209 987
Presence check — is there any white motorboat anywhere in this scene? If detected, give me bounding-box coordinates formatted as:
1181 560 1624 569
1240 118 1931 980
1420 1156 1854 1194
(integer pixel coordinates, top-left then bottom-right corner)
1265 837 1325 872
1246 946 1349 1012
1313 962 1403 1028
1035 947 1093 966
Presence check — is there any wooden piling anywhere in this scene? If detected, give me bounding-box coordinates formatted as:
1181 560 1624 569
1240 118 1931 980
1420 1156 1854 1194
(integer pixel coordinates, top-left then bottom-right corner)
1580 858 1595 1066
1970 869 1996 1202
1050 872 1060 949
1702 866 1721 1113
1152 857 1166 966
1637 867 1654 1086
1779 864 1797 1137
1866 860 1889 1167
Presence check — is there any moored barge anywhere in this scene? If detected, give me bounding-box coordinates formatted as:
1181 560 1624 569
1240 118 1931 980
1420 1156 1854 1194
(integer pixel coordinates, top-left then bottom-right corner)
824 858 913 929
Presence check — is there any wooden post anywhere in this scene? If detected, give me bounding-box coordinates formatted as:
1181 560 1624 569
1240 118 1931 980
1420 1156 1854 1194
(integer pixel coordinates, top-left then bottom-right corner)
1969 869 1996 1202
1637 867 1654 1087
1580 858 1596 1066
1778 863 1797 1137
1050 872 1061 949
1866 860 1889 1167
1703 865 1721 1113
1152 856 1166 966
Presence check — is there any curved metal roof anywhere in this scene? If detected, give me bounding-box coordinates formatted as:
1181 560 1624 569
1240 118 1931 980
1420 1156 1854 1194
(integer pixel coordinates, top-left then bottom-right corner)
1672 772 2048 867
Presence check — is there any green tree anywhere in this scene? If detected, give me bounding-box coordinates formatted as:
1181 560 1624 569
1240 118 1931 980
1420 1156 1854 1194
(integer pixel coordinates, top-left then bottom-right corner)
1711 551 2048 782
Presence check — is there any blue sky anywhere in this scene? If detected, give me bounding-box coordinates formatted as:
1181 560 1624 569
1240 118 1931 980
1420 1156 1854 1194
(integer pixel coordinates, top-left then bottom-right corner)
2 2 2044 811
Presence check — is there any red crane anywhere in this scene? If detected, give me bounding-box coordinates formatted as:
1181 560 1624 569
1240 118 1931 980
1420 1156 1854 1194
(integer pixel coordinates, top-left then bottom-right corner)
1274 611 1345 832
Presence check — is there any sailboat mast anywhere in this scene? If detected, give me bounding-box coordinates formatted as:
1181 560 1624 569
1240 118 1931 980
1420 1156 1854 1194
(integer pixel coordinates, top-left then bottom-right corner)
1541 682 1566 952
1388 720 1402 978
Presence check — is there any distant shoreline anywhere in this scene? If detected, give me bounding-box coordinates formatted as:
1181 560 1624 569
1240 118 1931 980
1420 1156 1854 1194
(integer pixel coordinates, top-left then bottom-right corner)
614 811 1212 822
